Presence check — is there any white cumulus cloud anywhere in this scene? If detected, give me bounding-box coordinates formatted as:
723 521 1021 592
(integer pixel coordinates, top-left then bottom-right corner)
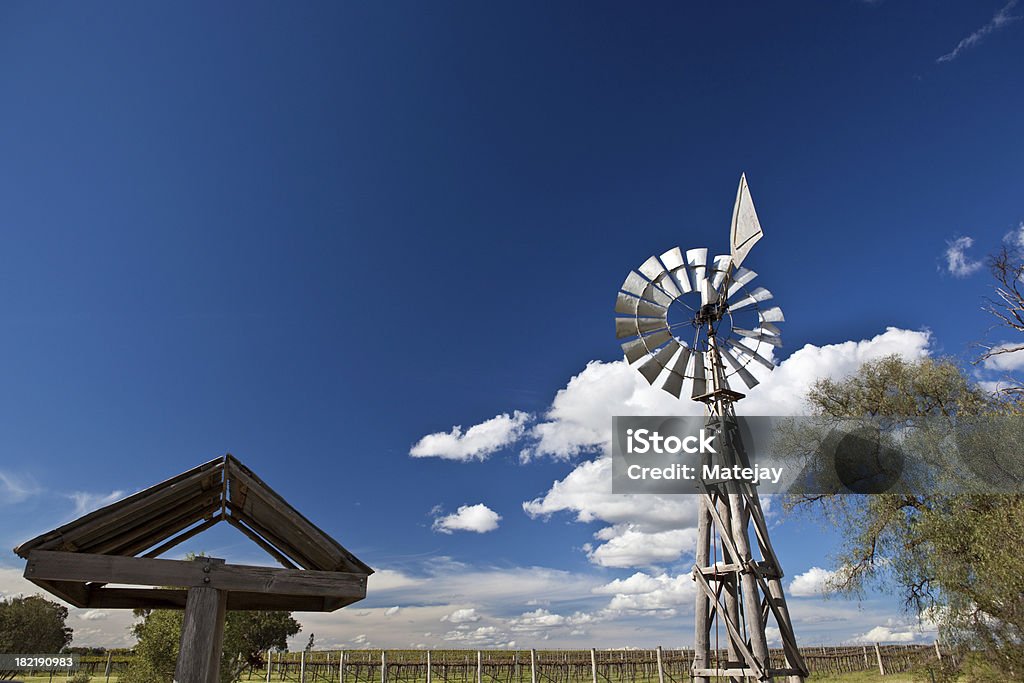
79 610 110 621
1005 221 1024 248
411 411 532 461
432 504 502 534
856 625 921 643
944 236 983 277
593 572 695 614
441 608 481 623
524 327 931 568
788 567 838 597
586 525 697 569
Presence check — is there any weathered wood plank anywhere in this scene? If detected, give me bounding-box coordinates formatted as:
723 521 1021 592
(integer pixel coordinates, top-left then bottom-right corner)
26 578 91 607
227 502 318 570
142 514 222 559
74 481 219 553
175 586 227 683
225 592 332 611
214 563 366 597
227 466 336 569
322 595 364 611
86 587 189 609
27 550 366 598
81 587 353 611
107 500 221 558
27 550 203 588
224 514 298 570
15 460 222 556
226 457 372 574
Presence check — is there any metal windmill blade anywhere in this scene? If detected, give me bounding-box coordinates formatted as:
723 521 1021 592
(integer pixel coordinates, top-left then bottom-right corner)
615 244 783 395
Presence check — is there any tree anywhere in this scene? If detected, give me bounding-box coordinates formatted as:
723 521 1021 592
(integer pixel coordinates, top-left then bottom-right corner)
978 246 1024 389
787 355 1024 678
222 611 302 678
0 594 73 653
123 609 182 683
123 609 301 683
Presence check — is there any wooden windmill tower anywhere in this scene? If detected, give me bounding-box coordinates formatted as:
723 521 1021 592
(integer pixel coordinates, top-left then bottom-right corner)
614 175 808 682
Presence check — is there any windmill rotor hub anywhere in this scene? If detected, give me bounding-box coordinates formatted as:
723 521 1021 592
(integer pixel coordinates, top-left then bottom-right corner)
695 302 723 325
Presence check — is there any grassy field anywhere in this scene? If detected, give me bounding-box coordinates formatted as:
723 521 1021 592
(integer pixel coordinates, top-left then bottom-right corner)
6 675 921 679
5 675 924 683
11 644 951 683
809 673 916 682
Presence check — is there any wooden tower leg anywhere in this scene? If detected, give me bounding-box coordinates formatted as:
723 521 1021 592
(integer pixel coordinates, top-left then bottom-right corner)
176 585 228 683
716 498 743 683
728 489 771 671
692 495 712 683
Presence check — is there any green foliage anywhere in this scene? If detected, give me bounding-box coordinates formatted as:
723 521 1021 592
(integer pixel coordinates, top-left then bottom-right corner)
806 355 989 420
221 611 301 679
123 609 182 683
67 673 92 683
0 594 73 654
122 608 300 683
789 355 1024 677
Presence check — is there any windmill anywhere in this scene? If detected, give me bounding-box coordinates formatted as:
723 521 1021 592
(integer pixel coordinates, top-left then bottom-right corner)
614 175 808 682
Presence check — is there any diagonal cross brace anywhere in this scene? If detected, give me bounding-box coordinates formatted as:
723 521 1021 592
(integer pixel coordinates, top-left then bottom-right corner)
692 567 766 680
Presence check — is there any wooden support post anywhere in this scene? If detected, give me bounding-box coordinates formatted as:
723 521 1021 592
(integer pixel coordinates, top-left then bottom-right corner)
862 646 869 668
174 584 228 683
692 494 712 683
382 649 387 683
477 650 482 683
655 646 664 683
426 650 431 683
104 651 112 682
300 650 306 683
530 649 537 683
266 650 272 683
874 643 885 676
341 650 346 683
715 499 743 683
934 640 942 662
590 649 598 683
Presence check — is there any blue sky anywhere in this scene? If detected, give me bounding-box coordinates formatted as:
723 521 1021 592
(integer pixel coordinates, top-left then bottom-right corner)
1 1 1022 650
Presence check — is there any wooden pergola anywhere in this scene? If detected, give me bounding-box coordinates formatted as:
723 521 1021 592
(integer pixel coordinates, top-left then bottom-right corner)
14 454 372 682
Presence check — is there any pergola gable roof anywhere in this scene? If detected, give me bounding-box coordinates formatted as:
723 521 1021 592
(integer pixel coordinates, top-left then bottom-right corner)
14 454 372 576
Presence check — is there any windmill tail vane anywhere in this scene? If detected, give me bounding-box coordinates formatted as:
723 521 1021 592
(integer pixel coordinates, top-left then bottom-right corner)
614 174 808 682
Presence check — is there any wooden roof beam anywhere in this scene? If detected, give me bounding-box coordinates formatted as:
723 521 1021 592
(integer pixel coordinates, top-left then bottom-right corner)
25 550 367 599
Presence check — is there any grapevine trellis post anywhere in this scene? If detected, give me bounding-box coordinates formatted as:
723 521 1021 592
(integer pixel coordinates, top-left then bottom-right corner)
14 454 372 683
